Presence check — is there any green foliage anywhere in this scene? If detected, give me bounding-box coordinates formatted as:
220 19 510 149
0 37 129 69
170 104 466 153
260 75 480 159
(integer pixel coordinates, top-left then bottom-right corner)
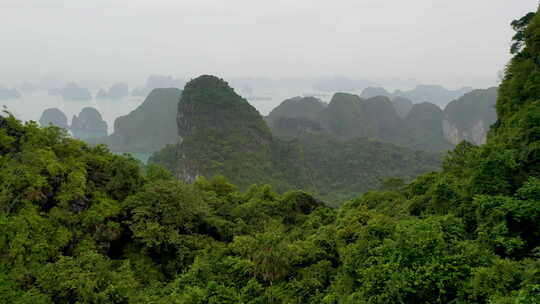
152 77 442 206
399 102 453 152
148 143 178 173
268 91 473 152
175 75 273 189
495 8 540 150
2 5 540 303
296 134 441 204
511 12 536 54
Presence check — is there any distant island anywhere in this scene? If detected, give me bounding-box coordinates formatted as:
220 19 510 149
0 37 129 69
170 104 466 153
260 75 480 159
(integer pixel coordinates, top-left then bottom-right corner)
0 88 21 100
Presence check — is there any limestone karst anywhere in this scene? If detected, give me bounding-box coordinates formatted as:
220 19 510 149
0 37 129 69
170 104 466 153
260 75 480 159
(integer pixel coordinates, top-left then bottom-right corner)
71 107 107 139
39 108 69 130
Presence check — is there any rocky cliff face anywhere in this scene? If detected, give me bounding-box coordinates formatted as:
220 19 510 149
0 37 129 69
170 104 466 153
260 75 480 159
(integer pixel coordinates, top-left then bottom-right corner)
71 107 107 140
442 87 497 145
39 108 69 130
442 119 488 145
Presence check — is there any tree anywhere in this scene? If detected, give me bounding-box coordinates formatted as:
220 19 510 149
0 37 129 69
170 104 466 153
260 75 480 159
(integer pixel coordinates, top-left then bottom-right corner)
511 12 536 54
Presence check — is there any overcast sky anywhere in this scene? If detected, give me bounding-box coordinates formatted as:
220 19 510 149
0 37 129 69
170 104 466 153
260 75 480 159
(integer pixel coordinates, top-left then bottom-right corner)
1 0 538 88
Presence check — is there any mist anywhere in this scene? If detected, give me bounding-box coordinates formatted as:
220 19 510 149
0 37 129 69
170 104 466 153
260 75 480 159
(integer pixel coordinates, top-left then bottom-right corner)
1 0 536 88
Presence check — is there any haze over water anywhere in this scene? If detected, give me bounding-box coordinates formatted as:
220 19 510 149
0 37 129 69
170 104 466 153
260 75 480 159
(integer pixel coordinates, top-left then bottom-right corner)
1 92 145 133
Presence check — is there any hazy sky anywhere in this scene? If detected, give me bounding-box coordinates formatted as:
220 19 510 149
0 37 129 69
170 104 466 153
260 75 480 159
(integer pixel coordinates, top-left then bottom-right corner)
1 0 538 88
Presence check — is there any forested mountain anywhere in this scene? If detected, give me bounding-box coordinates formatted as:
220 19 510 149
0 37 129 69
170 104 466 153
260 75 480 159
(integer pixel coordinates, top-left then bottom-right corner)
1 6 539 304
71 107 108 140
397 102 453 151
317 93 373 140
99 88 182 161
267 93 447 151
268 88 497 152
266 96 328 139
150 75 440 202
266 96 326 129
174 75 274 186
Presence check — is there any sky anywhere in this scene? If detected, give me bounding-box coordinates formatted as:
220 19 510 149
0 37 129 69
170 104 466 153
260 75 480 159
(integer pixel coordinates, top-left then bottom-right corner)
0 0 538 89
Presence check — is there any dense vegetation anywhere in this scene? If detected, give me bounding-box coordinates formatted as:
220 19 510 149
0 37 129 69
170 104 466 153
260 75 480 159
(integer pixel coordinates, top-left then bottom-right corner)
173 75 274 187
1 7 539 304
151 76 440 204
268 88 497 151
267 96 326 127
261 133 440 204
269 93 452 152
396 102 451 151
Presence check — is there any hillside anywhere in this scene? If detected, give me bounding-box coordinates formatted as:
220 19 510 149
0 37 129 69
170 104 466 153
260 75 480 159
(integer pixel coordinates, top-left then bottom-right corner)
264 96 327 139
268 89 496 152
266 96 326 127
317 93 371 139
292 134 441 202
174 75 273 188
361 96 402 142
392 96 414 117
150 76 441 203
399 102 454 152
100 88 182 161
71 107 108 140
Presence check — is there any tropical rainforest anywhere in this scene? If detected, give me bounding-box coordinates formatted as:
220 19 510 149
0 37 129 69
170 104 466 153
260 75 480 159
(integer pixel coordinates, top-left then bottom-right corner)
149 75 441 204
1 7 540 304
